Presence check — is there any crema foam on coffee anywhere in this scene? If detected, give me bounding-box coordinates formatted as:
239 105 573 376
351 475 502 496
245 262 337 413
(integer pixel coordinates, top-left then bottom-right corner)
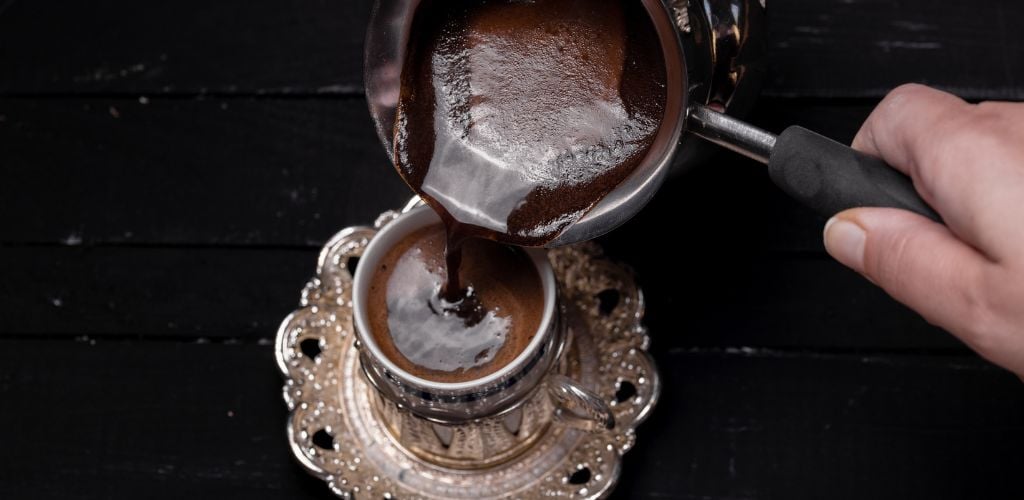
395 0 667 248
367 224 543 383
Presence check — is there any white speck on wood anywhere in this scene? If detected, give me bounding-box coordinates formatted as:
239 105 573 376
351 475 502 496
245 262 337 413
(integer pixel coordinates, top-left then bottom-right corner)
876 40 943 51
62 232 83 245
890 20 936 32
794 26 826 35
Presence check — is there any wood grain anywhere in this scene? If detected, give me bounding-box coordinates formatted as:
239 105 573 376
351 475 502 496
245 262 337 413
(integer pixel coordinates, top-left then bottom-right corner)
0 97 409 247
0 0 371 96
0 0 1021 99
611 348 1024 499
766 0 1024 99
0 246 315 339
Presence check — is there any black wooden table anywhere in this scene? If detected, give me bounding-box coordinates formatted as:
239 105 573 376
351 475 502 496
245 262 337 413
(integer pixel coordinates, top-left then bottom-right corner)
2 1 1023 499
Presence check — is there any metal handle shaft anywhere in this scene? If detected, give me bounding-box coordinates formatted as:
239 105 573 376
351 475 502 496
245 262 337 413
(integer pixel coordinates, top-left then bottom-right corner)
687 103 776 164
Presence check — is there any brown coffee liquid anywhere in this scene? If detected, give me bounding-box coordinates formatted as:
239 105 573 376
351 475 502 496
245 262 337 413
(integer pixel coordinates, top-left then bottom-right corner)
368 224 543 382
395 0 667 250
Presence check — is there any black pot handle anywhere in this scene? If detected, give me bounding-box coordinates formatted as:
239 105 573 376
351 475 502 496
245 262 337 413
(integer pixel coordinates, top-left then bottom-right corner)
768 126 940 221
688 105 942 222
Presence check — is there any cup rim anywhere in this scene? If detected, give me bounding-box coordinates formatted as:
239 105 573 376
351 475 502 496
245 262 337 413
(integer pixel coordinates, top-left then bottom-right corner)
352 205 557 392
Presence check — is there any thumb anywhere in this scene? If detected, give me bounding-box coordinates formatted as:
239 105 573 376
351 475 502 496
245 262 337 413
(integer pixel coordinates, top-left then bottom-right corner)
823 208 994 344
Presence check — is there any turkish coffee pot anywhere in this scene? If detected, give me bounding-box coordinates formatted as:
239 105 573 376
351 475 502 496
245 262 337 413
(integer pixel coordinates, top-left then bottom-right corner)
364 0 940 247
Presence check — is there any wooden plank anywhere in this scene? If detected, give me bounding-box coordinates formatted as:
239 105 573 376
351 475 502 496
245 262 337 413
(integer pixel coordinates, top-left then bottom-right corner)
0 246 316 339
766 0 1024 100
0 340 323 499
0 0 370 95
0 97 412 247
613 250 959 351
0 97 864 251
612 348 1024 499
0 340 1020 499
0 0 1021 99
0 245 956 350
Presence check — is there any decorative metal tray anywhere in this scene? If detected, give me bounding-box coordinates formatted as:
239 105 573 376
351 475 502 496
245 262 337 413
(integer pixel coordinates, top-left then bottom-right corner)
275 209 660 499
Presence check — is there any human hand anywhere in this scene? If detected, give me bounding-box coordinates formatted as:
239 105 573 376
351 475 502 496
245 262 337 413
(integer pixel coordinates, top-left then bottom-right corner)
823 84 1024 377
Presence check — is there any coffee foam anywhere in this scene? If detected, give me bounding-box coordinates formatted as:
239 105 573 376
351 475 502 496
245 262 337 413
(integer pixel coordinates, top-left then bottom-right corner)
367 224 543 383
394 0 667 246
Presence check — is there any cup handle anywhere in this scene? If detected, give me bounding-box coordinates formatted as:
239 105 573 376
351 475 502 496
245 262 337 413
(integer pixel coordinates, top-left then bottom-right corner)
547 374 615 432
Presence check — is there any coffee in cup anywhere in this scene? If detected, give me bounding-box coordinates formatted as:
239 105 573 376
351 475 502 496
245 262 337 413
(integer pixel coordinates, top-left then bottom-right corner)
366 223 544 383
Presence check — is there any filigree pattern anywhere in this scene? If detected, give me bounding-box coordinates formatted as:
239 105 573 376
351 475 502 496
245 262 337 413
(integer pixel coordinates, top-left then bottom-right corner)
276 216 660 499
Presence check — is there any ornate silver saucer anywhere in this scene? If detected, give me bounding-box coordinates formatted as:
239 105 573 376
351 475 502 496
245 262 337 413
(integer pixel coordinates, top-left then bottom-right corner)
275 208 660 499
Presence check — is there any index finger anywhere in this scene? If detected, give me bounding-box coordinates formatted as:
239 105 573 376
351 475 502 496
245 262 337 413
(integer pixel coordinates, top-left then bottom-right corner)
852 84 1024 261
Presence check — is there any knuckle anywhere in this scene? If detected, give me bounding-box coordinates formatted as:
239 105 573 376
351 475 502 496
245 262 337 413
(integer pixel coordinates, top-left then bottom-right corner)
870 84 929 123
916 118 995 199
874 84 929 123
884 83 932 104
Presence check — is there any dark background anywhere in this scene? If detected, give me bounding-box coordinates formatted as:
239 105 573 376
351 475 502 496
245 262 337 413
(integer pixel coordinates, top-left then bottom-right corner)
2 1 1023 498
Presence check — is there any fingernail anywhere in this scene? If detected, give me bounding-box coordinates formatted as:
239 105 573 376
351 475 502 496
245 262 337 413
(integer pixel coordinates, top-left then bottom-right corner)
824 217 867 272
